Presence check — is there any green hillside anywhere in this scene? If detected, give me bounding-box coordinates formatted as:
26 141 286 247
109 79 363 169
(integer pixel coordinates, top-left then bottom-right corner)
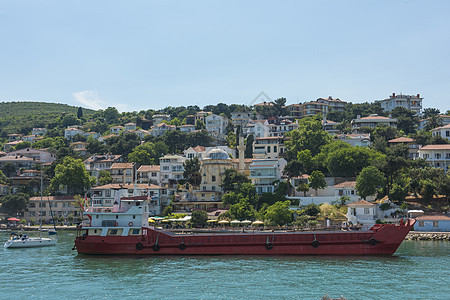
0 101 96 118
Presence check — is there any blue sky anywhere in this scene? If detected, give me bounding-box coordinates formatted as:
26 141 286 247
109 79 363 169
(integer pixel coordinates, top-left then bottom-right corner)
1 0 449 113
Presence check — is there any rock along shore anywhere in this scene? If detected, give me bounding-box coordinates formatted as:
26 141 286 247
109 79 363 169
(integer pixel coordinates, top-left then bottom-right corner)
406 232 450 241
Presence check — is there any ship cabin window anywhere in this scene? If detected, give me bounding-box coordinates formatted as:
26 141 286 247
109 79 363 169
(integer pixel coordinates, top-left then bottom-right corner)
107 228 123 236
133 215 136 219
116 215 119 219
131 229 140 235
96 215 99 219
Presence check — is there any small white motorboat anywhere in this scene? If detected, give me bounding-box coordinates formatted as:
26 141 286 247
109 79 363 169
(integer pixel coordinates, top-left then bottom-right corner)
4 233 58 248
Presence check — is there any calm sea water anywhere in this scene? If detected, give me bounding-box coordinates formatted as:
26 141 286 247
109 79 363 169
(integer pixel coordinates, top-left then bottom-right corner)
1 231 449 300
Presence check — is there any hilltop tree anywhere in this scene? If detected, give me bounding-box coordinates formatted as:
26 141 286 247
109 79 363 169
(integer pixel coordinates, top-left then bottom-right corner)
77 107 83 119
104 107 120 124
423 108 440 119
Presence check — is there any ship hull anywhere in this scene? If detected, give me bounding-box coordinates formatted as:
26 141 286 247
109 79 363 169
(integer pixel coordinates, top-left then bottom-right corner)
75 220 415 256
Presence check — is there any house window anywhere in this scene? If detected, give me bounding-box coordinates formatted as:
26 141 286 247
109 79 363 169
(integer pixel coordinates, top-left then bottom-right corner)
151 172 157 177
105 190 111 197
433 221 439 227
212 186 216 191
418 221 424 226
212 175 216 182
351 190 355 195
203 186 206 191
364 208 370 214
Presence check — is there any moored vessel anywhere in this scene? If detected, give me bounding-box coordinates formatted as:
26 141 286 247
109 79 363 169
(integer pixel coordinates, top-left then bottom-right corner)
74 197 415 255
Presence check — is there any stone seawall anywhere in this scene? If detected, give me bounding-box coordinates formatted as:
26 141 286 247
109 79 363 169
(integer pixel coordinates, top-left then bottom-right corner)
406 232 450 241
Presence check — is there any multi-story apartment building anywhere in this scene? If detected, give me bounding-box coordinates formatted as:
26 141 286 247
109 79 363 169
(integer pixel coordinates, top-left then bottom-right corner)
380 93 422 115
231 111 254 128
152 114 171 125
70 142 88 156
244 120 270 138
322 119 340 134
301 101 327 117
249 158 287 194
179 124 196 133
159 154 185 187
431 124 450 141
253 137 287 159
64 126 84 140
418 144 450 173
110 162 135 184
205 114 229 137
110 126 124 134
137 165 160 185
316 96 347 114
6 148 56 164
286 104 301 118
150 123 176 137
269 119 298 137
84 154 123 179
351 114 397 133
24 196 81 222
124 122 136 131
388 137 420 159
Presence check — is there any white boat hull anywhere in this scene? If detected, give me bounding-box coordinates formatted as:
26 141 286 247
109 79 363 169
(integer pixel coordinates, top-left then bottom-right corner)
4 237 58 248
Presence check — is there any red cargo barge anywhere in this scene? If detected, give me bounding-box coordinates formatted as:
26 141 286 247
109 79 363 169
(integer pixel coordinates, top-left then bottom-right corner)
74 197 415 255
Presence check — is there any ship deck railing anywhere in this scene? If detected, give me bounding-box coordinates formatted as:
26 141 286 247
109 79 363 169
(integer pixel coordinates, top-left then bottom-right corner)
151 225 376 236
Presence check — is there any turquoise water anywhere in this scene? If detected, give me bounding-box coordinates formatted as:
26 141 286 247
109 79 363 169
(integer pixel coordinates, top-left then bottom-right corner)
1 231 449 300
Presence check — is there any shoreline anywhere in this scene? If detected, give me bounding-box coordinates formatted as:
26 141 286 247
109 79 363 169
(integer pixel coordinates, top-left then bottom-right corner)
406 232 450 241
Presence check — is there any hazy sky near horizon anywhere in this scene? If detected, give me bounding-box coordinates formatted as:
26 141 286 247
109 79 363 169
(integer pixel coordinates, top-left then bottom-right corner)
1 0 449 113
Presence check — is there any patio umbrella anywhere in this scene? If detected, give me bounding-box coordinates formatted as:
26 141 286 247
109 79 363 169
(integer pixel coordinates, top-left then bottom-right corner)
148 218 155 223
230 220 241 225
218 220 229 224
207 219 218 223
241 220 252 225
7 217 20 222
252 220 264 226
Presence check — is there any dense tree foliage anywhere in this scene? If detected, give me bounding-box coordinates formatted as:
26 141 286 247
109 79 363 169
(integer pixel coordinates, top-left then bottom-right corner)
356 166 385 199
0 193 29 217
50 157 96 195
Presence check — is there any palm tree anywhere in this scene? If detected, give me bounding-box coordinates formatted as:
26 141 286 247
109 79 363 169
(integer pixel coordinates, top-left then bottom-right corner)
425 115 443 131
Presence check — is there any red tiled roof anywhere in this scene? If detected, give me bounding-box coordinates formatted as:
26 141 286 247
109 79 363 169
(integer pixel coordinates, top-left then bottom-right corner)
334 181 356 188
347 199 376 206
420 145 450 150
110 163 134 169
416 215 450 221
388 137 416 143
138 165 160 172
432 124 450 130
